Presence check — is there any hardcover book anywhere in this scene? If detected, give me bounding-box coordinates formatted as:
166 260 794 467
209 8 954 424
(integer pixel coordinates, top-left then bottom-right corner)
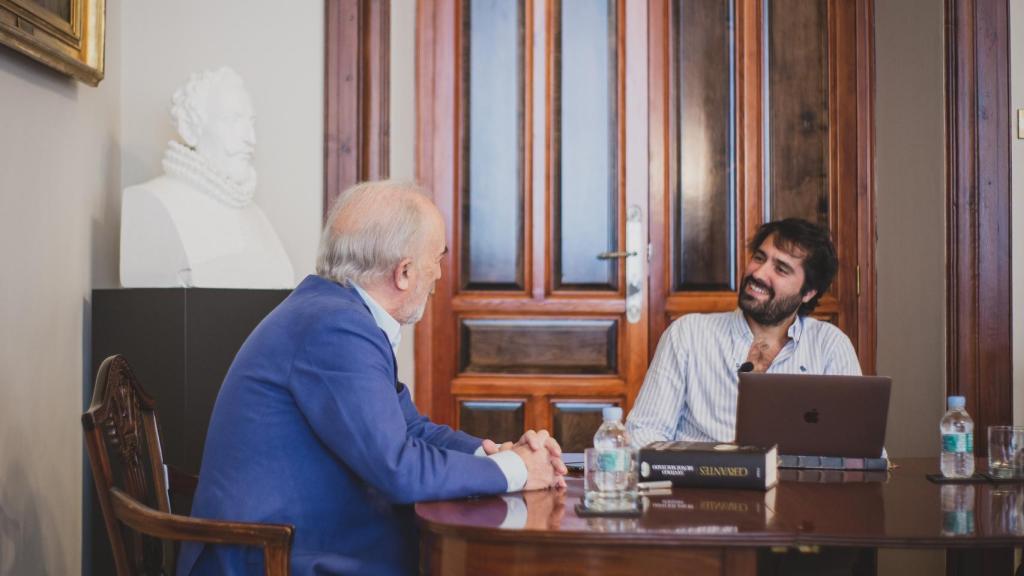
778 454 888 471
638 441 778 490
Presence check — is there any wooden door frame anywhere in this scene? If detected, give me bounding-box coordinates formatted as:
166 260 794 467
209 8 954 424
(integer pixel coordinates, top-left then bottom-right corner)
944 0 1012 450
944 3 1014 569
324 0 390 216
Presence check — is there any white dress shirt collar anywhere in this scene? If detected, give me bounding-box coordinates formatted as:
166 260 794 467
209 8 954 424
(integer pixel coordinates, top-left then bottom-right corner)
352 283 402 352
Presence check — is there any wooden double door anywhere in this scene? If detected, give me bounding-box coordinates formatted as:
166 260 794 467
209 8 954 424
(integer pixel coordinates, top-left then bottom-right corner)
415 0 874 452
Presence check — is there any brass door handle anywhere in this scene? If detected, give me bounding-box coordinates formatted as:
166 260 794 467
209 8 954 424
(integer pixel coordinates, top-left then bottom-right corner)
596 250 638 260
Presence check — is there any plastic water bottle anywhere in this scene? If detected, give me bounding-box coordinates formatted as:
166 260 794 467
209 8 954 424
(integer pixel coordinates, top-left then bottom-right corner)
592 407 637 498
940 396 975 478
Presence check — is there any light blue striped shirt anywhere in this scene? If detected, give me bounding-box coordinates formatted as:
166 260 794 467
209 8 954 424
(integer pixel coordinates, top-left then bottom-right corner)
627 309 862 449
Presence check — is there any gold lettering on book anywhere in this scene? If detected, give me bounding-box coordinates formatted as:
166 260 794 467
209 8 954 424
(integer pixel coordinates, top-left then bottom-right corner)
699 501 750 513
698 466 749 477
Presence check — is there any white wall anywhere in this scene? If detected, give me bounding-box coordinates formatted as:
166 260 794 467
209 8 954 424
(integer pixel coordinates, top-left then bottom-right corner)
392 0 418 387
874 0 947 458
1013 0 1024 427
120 1 325 283
0 0 122 573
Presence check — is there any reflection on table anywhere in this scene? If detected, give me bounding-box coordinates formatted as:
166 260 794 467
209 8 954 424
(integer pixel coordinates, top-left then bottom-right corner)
416 459 1024 575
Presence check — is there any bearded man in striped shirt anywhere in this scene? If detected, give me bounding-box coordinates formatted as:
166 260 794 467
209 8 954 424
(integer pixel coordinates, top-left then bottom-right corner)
627 218 862 448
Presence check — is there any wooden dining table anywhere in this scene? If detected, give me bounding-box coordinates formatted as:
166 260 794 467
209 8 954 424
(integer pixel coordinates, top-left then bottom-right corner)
415 458 1024 575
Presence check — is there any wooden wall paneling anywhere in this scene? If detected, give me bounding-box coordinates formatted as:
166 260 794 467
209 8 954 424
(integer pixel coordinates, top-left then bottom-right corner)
944 1 1012 566
944 0 1012 451
831 0 859 352
855 0 877 375
647 0 670 348
325 0 359 214
736 0 763 284
415 0 457 421
543 0 555 297
531 0 547 302
363 0 389 181
324 0 390 217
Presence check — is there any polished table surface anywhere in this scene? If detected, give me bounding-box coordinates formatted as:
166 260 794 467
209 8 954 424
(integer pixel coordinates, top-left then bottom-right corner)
415 458 1024 574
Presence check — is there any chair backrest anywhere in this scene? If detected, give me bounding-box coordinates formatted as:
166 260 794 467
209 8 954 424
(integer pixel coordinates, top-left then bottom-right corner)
83 355 174 575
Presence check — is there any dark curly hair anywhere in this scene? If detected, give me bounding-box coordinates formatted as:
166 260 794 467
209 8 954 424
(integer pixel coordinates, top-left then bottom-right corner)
747 218 838 317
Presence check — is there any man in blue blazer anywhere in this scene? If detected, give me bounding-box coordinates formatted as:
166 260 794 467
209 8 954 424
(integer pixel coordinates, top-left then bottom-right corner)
177 181 566 575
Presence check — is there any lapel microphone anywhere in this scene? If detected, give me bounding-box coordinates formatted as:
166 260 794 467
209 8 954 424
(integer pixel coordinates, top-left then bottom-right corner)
738 362 755 374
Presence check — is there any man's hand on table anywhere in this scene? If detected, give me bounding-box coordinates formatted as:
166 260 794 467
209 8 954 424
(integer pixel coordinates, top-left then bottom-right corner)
483 429 568 490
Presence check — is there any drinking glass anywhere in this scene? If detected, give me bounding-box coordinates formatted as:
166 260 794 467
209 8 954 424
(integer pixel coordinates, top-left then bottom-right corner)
987 426 1024 479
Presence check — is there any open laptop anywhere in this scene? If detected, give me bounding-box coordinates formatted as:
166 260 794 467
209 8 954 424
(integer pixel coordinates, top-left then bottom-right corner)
734 373 891 458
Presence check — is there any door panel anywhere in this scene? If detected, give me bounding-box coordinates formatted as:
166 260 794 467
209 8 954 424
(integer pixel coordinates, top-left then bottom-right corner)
418 0 875 445
651 0 869 362
463 0 525 290
764 0 830 226
459 318 619 375
673 0 736 292
551 401 620 453
417 0 642 443
553 0 619 291
458 400 526 441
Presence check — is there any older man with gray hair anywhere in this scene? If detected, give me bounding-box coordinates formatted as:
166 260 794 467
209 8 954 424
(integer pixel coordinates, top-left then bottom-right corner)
178 180 566 576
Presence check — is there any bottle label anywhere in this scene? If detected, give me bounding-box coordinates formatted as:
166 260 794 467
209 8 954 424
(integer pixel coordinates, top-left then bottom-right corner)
942 432 973 453
943 511 976 536
597 449 629 472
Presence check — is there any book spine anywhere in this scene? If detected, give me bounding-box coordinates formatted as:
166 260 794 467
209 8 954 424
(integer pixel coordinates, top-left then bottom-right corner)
779 455 888 471
639 450 771 489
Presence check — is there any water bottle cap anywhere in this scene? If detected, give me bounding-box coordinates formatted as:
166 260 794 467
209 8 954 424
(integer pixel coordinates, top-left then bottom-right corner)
948 396 966 410
602 406 623 422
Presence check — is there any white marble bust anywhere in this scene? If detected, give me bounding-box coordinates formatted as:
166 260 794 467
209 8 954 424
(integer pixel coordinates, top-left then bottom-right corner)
120 67 294 288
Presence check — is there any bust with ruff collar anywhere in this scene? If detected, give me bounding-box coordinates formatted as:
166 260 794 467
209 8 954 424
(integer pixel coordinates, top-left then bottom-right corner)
120 67 294 288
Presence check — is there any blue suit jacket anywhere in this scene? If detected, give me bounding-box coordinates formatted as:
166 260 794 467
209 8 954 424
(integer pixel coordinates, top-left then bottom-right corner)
177 275 507 575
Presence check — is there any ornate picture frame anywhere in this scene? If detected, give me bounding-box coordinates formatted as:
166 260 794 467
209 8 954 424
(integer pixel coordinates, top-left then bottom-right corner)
0 0 105 86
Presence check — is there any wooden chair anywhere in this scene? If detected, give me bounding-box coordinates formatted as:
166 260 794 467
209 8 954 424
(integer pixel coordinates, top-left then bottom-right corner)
83 354 294 575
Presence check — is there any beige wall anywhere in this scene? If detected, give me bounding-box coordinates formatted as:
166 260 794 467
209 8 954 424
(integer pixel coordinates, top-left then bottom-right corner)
874 1 950 569
393 0 418 388
874 0 947 458
0 0 122 573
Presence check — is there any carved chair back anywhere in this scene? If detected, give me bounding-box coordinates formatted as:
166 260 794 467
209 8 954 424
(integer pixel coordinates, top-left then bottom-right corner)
83 355 177 575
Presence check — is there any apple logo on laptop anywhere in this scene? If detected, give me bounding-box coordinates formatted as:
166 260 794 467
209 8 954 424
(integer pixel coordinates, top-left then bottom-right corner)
804 409 820 424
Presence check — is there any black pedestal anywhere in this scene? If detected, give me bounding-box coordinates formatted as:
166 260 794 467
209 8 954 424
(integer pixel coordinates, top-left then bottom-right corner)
86 288 289 576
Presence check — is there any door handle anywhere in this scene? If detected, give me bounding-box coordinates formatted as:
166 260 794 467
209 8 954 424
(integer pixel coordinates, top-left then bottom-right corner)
596 250 638 260
625 205 643 324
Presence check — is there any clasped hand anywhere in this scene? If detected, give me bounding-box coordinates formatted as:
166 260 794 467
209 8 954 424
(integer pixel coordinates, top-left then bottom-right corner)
482 430 568 490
